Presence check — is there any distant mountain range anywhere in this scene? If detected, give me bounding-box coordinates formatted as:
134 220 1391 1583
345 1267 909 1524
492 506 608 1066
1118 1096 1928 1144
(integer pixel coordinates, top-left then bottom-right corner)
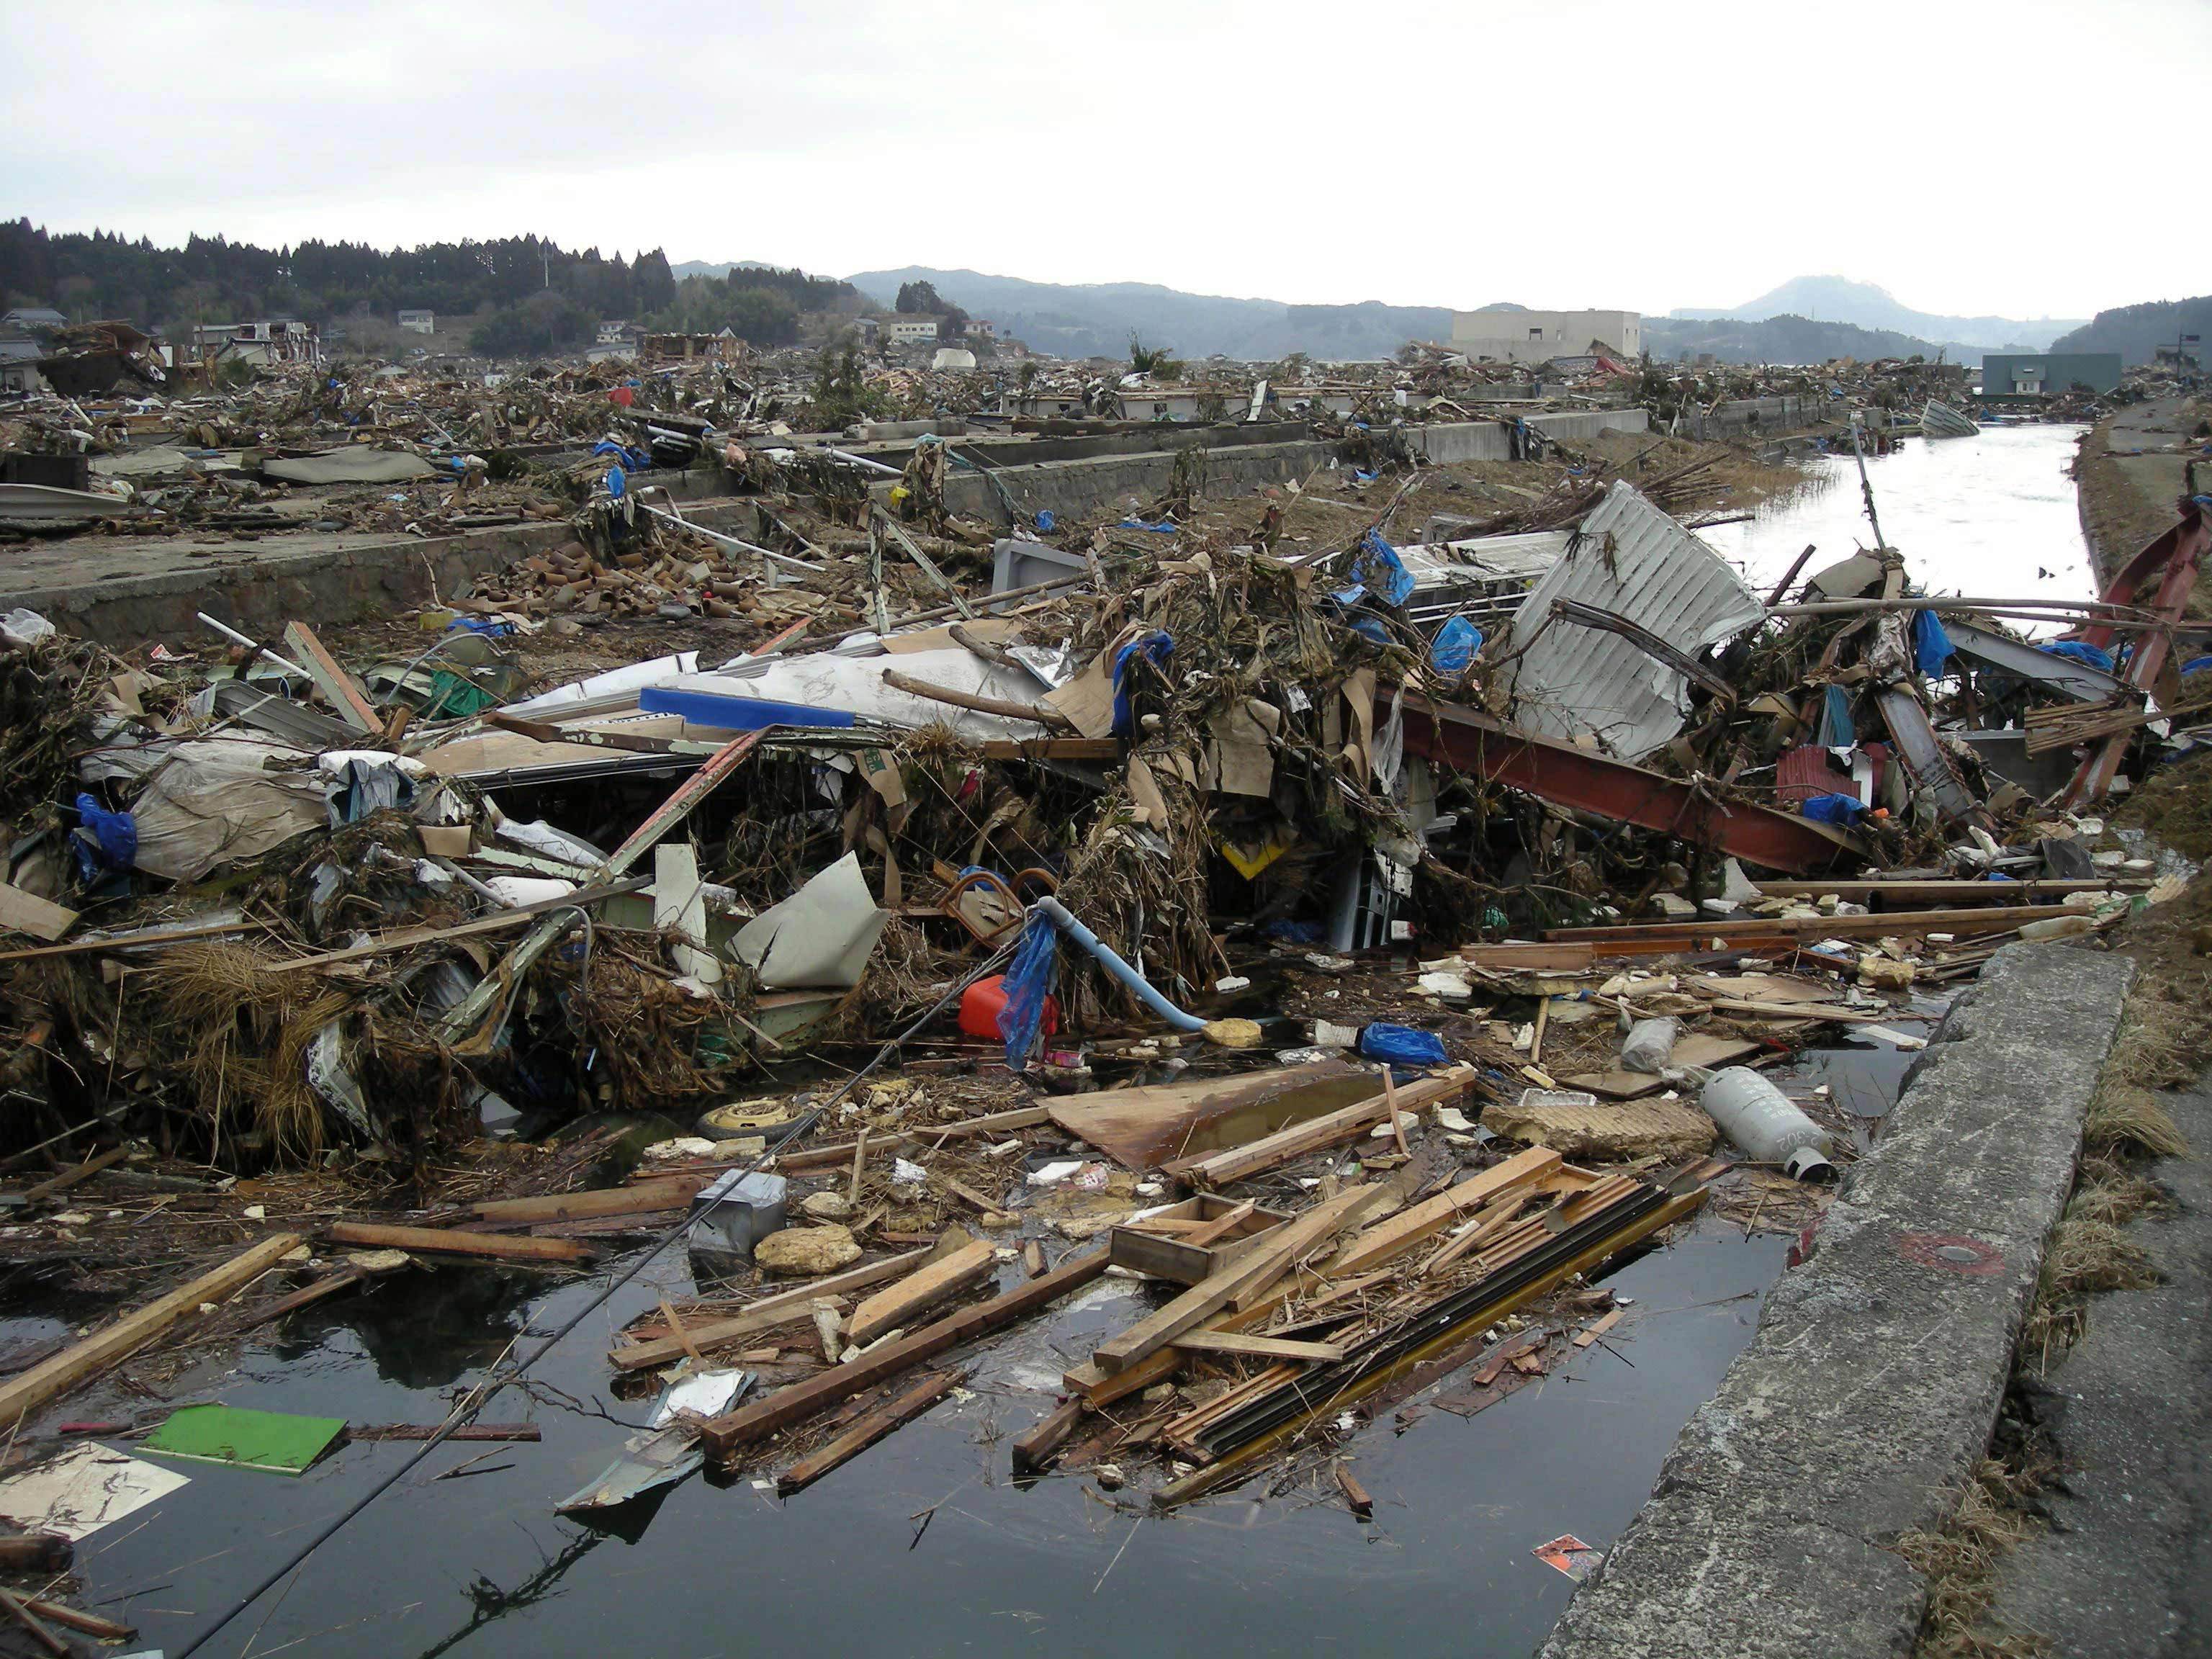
1668 276 2083 354
845 267 1451 361
1642 313 1951 367
2051 296 2212 365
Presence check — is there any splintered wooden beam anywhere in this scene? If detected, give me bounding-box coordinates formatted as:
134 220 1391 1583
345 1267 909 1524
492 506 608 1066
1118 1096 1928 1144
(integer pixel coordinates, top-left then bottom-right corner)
282 620 382 733
1327 1146 1562 1277
323 1223 591 1264
471 1176 713 1226
845 1239 998 1347
1170 1330 1346 1363
775 1369 964 1494
0 1233 303 1429
610 1249 928 1372
1091 1185 1388 1374
700 1249 1110 1460
1164 1068 1474 1189
1010 1398 1087 1473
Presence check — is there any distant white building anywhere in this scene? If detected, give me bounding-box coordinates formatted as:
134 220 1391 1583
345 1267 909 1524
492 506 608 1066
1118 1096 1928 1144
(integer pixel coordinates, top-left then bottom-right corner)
887 318 940 346
1451 307 1640 364
932 347 978 371
398 309 435 334
597 320 634 345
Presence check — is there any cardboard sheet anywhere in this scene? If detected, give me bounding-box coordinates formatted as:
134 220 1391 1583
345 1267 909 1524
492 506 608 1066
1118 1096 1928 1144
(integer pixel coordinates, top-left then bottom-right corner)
0 1442 189 1539
733 852 890 989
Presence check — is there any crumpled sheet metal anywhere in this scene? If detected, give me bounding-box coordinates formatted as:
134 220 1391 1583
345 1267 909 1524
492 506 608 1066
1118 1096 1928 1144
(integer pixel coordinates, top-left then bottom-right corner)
1500 481 1764 761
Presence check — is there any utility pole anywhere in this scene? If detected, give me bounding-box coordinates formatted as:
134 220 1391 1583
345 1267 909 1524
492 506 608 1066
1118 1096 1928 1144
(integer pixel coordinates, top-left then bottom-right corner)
1849 411 1888 552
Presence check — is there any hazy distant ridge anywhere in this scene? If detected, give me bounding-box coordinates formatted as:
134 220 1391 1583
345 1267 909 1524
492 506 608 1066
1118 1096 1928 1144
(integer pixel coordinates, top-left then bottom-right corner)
1670 275 2082 352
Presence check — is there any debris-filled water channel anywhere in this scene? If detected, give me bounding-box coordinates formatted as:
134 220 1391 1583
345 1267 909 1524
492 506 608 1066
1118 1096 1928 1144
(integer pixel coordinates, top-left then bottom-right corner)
7 329 2199 1659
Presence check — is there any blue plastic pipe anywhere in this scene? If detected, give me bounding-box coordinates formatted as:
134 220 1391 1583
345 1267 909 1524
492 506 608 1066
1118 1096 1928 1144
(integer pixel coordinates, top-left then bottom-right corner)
1035 896 1207 1033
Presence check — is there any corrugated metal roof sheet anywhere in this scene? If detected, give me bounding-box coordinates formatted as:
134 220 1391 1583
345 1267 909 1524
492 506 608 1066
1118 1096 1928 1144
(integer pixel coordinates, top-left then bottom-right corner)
1501 481 1763 760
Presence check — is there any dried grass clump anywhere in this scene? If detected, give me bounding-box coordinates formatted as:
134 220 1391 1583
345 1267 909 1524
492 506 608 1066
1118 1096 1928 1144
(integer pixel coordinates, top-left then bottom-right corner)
1896 1458 2051 1659
141 941 357 1159
2084 1082 2191 1160
2019 1179 2163 1372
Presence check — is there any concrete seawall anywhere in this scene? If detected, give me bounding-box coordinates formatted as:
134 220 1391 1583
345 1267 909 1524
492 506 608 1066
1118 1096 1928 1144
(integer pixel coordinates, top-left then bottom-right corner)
1541 941 2135 1659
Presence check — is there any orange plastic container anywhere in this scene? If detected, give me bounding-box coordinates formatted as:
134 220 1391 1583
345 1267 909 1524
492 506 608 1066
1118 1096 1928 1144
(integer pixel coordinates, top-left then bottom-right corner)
960 974 1059 1041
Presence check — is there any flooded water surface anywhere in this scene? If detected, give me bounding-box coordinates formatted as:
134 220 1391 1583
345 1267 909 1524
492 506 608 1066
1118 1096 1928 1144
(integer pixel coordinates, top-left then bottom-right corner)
1701 423 2093 627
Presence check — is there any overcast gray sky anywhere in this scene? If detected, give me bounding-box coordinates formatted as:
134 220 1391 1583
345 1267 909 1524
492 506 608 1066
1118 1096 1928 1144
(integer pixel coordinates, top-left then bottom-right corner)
9 0 2206 320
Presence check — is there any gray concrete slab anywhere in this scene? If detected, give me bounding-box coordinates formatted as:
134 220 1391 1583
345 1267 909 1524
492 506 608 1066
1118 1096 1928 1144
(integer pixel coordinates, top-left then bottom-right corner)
1983 1073 2212 1657
1542 941 2136 1659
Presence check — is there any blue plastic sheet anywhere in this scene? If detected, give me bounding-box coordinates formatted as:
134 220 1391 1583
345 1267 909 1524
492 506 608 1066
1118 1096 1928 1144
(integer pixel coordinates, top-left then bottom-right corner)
1430 616 1483 675
2038 639 2116 673
1347 616 1391 644
2182 655 2212 677
1358 1024 1449 1067
1332 528 1416 608
1035 510 1056 532
604 464 626 499
1117 518 1179 534
1912 608 1954 676
1110 631 1174 737
1800 792 1867 826
72 793 136 878
997 909 1061 1071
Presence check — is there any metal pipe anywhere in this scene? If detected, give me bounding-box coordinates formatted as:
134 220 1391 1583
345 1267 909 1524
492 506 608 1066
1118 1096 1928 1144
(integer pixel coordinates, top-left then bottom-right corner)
1035 896 1207 1034
195 611 311 679
641 505 822 572
824 447 904 477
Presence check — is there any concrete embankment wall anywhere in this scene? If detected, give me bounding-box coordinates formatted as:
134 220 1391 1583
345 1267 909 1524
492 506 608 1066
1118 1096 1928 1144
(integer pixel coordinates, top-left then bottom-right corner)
1541 940 2134 1659
2 410 1651 644
1673 393 1835 444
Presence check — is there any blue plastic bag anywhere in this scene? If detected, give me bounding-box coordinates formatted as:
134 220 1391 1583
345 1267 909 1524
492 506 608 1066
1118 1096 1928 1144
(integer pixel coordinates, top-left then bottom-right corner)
1333 529 1416 608
604 464 626 499
1110 631 1174 737
997 910 1061 1071
1800 792 1866 826
1429 616 1483 675
1035 510 1056 532
1912 608 1953 676
72 793 137 878
2182 655 2212 678
1358 1024 1449 1067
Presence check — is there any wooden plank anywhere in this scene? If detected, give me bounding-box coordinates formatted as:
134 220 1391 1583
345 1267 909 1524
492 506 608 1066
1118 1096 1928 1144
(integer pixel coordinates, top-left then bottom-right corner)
0 917 262 966
845 1239 998 1347
1048 1059 1368 1170
1182 1200 1256 1247
1752 878 2146 904
0 883 76 943
1170 1330 1346 1363
282 620 381 733
1164 1067 1475 1188
0 1233 302 1429
768 1107 1052 1172
17 1144 130 1205
472 1175 711 1225
1092 1185 1388 1374
775 1369 964 1494
1327 1146 1563 1277
698 1248 1111 1459
1455 943 1598 971
1063 1347 1180 1407
0 1586 68 1657
978 737 1122 763
1010 1398 1086 1473
610 1249 928 1372
323 1222 590 1264
1334 1462 1374 1517
1545 905 2079 944
1565 1034 1764 1100
19 1596 134 1641
235 1265 372 1331
1573 1308 1627 1349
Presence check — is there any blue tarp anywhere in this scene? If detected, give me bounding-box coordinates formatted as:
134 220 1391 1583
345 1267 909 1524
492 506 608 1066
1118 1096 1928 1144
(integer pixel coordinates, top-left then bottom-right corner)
1358 1024 1449 1067
1332 528 1416 608
1912 608 1954 676
1110 631 1175 737
1430 616 1483 675
637 687 855 729
72 793 136 878
997 909 1060 1071
1815 684 1855 749
2038 639 2116 673
1800 792 1867 826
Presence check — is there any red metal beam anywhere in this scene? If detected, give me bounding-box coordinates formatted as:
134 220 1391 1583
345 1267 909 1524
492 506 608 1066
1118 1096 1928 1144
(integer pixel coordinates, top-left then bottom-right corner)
1393 696 1863 875
2064 499 2208 806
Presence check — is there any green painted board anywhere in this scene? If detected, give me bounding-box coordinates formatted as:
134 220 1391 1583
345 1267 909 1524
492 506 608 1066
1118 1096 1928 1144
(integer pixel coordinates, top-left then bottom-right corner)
142 1404 346 1477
